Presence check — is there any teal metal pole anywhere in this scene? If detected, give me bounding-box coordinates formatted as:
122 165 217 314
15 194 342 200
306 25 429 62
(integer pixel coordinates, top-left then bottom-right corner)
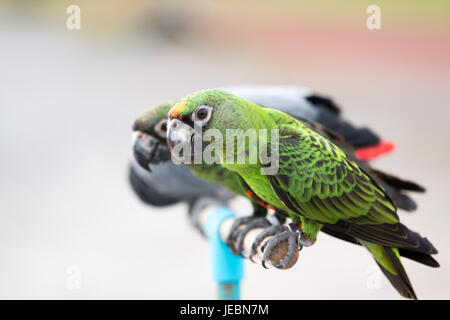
218 282 240 300
203 206 244 300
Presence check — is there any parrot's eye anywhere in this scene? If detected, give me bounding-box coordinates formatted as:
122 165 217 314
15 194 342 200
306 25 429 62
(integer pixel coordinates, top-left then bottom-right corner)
154 118 168 138
192 105 212 125
197 108 207 119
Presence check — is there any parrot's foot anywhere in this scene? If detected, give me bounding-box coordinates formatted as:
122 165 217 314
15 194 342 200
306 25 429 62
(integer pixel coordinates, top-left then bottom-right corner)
251 225 301 269
226 216 271 257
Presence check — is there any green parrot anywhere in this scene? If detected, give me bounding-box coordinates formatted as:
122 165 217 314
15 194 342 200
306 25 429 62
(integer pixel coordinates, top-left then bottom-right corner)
133 99 430 268
166 89 438 299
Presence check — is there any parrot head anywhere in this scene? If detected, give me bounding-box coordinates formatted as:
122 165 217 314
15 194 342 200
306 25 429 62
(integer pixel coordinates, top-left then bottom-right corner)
167 89 250 163
132 101 175 171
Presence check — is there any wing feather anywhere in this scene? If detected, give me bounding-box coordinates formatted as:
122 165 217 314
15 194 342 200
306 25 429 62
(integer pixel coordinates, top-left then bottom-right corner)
266 121 399 225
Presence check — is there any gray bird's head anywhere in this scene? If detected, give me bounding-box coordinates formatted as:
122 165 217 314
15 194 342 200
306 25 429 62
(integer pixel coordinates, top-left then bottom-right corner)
132 101 176 171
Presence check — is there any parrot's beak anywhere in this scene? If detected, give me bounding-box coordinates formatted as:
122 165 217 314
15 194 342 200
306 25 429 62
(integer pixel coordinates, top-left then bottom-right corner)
132 130 170 172
167 118 195 163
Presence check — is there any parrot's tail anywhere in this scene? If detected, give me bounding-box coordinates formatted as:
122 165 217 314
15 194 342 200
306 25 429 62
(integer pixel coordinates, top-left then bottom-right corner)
369 168 425 212
355 140 396 161
371 169 425 193
360 241 417 300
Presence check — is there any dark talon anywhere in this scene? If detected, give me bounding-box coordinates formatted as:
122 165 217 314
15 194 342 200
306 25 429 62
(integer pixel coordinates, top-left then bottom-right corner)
261 260 268 269
261 242 267 253
249 242 258 263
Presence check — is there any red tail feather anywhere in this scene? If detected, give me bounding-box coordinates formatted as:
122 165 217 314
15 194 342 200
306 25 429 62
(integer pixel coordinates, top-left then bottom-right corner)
355 140 396 161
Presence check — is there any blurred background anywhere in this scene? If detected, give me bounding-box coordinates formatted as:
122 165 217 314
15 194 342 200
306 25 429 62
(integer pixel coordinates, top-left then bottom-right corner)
0 0 449 299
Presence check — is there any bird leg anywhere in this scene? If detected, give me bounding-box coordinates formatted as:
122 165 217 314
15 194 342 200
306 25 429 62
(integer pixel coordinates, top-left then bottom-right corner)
297 217 322 247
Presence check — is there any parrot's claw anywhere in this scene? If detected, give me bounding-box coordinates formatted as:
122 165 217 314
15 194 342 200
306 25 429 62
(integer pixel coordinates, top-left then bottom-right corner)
227 217 271 257
249 225 288 262
235 218 272 257
259 228 301 269
226 216 253 252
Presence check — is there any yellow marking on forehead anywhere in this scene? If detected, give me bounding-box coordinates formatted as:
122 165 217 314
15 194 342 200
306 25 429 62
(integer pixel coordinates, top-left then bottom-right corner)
169 101 187 119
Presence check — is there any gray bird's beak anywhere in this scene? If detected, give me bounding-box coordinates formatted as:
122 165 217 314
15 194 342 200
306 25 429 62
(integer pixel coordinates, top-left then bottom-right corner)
132 130 172 171
167 118 195 164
